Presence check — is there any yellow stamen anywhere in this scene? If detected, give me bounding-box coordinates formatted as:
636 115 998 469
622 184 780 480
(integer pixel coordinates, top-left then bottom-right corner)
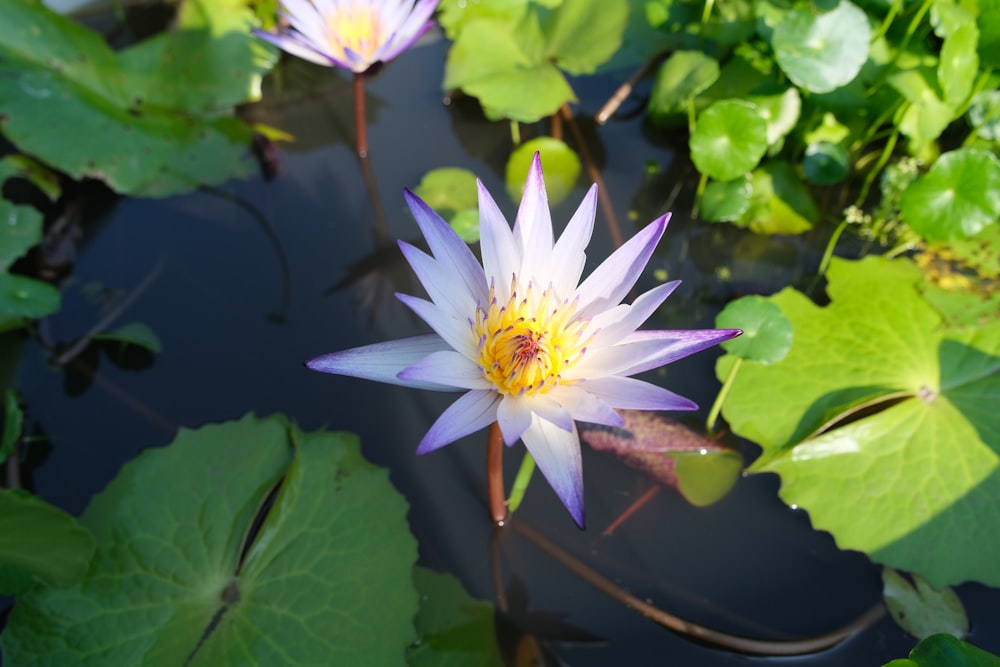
473 278 591 396
324 5 384 62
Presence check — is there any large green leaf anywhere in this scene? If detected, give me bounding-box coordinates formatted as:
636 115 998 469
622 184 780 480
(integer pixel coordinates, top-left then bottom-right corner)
718 256 1000 587
884 634 1000 667
0 490 95 594
0 0 276 197
690 100 768 181
1 415 419 665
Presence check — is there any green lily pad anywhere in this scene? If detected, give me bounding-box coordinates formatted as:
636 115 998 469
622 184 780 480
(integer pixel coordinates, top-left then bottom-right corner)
883 634 1000 667
716 295 793 363
413 168 481 242
882 568 968 640
718 256 1000 587
0 0 276 197
506 138 580 207
0 273 61 326
443 0 626 122
92 322 163 355
0 489 95 595
690 100 768 181
736 160 818 234
647 51 720 127
772 0 871 93
900 148 1000 241
407 567 504 667
1 415 419 665
803 140 850 185
700 177 751 222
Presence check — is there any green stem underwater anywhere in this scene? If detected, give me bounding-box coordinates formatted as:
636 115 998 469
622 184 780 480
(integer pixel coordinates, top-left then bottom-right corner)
506 452 536 514
706 356 741 436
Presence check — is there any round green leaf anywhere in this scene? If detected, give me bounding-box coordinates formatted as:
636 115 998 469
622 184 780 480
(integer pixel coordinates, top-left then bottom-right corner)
900 148 1000 241
1 415 419 665
506 137 581 206
690 100 768 181
0 273 61 320
882 568 969 641
773 0 871 93
700 177 751 222
0 490 95 594
886 633 1000 667
648 51 720 126
541 0 628 75
0 198 42 272
716 295 793 363
968 90 1000 141
413 167 480 241
803 141 850 185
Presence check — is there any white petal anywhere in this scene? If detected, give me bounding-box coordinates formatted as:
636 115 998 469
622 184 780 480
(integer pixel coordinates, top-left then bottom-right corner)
398 241 476 316
477 180 519 299
398 350 491 390
567 328 740 379
521 415 586 528
575 214 669 318
496 394 534 445
404 190 489 306
377 0 438 62
580 375 697 411
396 293 477 358
550 184 597 296
306 334 454 390
416 389 500 454
551 385 624 427
513 153 554 282
588 280 681 348
252 30 339 67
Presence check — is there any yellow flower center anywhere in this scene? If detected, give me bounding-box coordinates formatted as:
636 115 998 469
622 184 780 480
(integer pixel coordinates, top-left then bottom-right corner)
325 6 383 62
473 279 590 396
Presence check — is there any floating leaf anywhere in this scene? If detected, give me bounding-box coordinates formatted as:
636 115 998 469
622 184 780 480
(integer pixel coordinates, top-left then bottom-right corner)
93 322 163 355
900 148 1000 241
883 634 1000 667
0 389 22 465
803 141 850 185
890 68 954 145
647 51 720 127
747 88 801 148
0 273 61 325
968 90 1000 141
413 167 480 241
1 415 419 665
882 568 969 640
716 295 793 363
690 100 768 181
580 411 743 507
719 256 1000 587
737 160 818 234
408 567 504 667
939 22 980 106
0 489 95 594
700 177 751 222
0 0 276 197
506 138 580 207
772 0 871 93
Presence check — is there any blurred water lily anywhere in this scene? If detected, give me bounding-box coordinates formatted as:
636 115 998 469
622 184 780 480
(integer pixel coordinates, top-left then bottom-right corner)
254 0 439 73
307 154 740 527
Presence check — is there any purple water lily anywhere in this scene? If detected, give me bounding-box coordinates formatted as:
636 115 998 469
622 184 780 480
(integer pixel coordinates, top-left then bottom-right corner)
308 154 741 527
254 0 439 74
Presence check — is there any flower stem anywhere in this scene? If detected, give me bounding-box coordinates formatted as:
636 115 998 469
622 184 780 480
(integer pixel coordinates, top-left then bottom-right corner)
353 73 368 158
706 356 741 437
506 452 536 514
487 422 508 526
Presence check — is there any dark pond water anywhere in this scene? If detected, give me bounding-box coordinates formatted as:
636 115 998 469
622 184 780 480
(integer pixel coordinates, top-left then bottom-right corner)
10 24 1000 666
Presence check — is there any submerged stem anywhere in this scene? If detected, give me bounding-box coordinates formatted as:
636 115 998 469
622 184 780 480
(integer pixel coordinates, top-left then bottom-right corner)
487 422 508 526
512 519 886 655
353 73 368 158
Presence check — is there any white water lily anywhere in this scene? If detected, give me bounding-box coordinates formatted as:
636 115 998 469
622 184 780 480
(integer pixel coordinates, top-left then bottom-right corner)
308 154 740 527
254 0 439 74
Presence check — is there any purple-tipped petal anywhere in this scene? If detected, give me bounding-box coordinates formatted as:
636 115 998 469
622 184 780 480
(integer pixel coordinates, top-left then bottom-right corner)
306 334 453 390
417 389 500 454
575 214 669 318
568 328 742 379
398 350 490 390
398 241 476 316
252 30 338 67
550 184 597 297
403 190 488 305
588 280 682 348
477 180 519 297
581 375 698 411
521 415 586 528
551 385 624 427
378 0 440 61
396 293 477 358
514 153 554 281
